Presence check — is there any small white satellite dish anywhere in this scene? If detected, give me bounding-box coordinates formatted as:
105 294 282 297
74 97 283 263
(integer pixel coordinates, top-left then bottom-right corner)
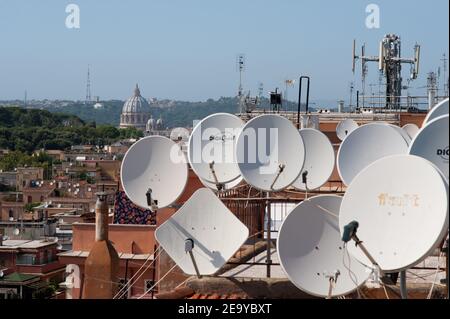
278 195 371 297
339 155 449 272
0 270 4 278
121 136 188 210
337 123 409 186
170 127 190 142
336 119 359 141
292 129 335 191
13 228 20 236
188 113 244 184
236 114 305 192
155 188 249 275
423 98 449 126
409 114 449 181
8 217 14 222
199 176 243 191
388 124 412 146
402 123 420 140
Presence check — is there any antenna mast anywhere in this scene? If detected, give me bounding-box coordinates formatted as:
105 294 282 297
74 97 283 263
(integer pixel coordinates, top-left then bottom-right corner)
86 65 92 105
442 53 449 97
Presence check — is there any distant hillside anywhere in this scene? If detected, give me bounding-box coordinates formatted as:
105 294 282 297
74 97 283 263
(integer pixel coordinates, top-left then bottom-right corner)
0 107 143 153
25 97 305 128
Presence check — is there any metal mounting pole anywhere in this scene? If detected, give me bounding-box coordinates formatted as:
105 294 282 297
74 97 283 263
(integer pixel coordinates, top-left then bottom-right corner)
266 192 272 278
297 76 310 129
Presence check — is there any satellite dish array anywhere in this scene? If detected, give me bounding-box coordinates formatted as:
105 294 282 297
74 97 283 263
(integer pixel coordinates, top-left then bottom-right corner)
121 99 448 298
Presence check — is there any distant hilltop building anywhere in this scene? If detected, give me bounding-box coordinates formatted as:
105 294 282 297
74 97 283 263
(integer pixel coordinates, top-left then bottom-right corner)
119 84 151 131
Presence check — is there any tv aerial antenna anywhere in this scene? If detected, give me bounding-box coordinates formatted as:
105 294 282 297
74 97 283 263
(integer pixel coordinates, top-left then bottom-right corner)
236 54 246 98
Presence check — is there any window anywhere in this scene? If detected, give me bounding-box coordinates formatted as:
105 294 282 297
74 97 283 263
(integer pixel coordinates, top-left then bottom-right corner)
16 254 37 265
144 280 155 293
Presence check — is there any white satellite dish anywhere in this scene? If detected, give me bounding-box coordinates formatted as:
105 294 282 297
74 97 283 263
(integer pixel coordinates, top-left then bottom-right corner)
278 195 371 298
170 127 190 142
337 123 409 186
121 136 188 210
188 113 244 184
339 155 449 272
423 98 449 126
292 129 335 191
199 176 243 191
155 188 249 275
402 123 420 140
236 114 305 192
409 114 449 181
336 119 359 141
13 228 20 236
388 124 412 146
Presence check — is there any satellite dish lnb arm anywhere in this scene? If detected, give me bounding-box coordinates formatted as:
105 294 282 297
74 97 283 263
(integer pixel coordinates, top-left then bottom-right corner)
342 221 379 267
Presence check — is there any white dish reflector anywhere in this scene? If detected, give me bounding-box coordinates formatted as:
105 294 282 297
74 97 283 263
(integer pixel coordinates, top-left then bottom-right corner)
339 155 449 272
337 123 409 186
409 114 449 181
236 114 305 192
278 195 371 297
121 136 188 210
155 188 249 275
292 129 335 191
188 113 243 184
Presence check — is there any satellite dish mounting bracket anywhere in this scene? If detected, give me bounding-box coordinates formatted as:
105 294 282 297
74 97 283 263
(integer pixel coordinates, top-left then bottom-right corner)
146 188 158 212
270 164 286 190
326 270 341 299
209 162 224 191
185 238 202 278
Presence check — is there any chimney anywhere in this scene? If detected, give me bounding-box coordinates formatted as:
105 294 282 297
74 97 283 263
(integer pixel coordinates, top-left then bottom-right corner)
82 192 120 299
95 192 108 241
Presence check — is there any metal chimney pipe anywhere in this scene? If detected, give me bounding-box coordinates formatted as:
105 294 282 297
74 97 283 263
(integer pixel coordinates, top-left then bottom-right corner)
95 192 108 241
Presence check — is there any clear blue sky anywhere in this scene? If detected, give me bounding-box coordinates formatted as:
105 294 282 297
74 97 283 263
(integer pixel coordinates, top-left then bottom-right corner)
0 0 448 102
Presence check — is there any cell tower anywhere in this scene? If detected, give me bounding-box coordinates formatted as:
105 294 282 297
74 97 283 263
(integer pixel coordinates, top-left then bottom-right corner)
85 65 92 104
352 34 420 109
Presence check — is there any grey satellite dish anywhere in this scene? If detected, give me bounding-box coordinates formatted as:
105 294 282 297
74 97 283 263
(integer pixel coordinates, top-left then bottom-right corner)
199 176 243 191
170 127 190 142
155 188 249 275
423 98 449 126
0 270 4 278
339 155 449 272
13 228 20 236
409 114 449 181
292 129 335 191
278 195 371 297
337 123 409 186
402 123 420 140
336 119 359 141
236 114 305 192
121 136 188 210
188 113 244 184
